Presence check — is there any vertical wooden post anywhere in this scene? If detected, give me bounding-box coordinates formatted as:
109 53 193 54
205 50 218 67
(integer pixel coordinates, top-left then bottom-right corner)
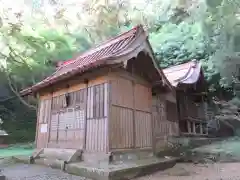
106 81 111 153
132 80 136 148
46 89 54 148
175 90 181 136
204 124 208 135
46 93 53 148
83 79 89 150
192 122 196 134
107 68 112 153
200 123 203 134
187 121 191 133
151 93 155 151
35 93 40 149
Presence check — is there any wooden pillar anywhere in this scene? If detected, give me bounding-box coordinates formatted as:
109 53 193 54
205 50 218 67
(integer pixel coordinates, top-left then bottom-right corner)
106 81 111 153
35 94 40 148
200 123 203 134
187 121 191 133
83 79 89 150
47 94 53 148
192 122 196 134
132 80 136 148
206 123 208 135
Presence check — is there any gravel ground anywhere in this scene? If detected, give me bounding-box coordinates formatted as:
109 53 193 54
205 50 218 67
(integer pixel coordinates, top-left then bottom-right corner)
2 162 240 180
1 164 90 180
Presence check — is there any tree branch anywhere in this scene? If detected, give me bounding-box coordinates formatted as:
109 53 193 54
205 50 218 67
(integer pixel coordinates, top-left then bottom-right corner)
0 65 37 111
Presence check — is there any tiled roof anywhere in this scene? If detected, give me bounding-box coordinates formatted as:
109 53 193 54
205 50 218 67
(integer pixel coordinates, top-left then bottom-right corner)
54 26 140 78
163 60 202 87
20 25 149 95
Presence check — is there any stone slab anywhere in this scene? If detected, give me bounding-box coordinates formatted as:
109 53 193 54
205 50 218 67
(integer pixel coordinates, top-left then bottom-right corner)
12 155 177 180
65 157 177 180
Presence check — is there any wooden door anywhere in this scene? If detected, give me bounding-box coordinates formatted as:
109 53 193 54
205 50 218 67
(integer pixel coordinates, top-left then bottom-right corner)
57 107 85 149
86 83 109 152
36 98 52 149
48 89 86 149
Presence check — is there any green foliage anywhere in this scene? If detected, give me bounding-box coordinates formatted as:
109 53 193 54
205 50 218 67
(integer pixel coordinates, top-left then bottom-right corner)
0 96 36 143
149 22 208 68
148 21 221 92
203 0 240 87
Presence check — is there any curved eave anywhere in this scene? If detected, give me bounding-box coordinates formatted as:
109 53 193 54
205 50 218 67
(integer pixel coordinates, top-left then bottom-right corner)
175 62 202 87
163 61 204 90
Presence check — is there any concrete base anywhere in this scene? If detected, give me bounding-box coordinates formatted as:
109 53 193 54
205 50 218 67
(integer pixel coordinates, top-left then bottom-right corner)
0 174 6 180
13 155 177 180
65 157 177 180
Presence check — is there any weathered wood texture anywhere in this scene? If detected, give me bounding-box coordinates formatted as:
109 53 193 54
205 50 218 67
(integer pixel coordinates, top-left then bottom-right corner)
152 95 179 138
37 73 109 152
152 94 179 152
178 93 208 135
85 83 109 152
109 73 152 150
179 94 207 120
36 99 52 149
36 67 179 153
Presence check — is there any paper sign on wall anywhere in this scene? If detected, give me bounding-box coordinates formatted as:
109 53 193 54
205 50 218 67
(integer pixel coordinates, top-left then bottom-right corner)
40 124 48 133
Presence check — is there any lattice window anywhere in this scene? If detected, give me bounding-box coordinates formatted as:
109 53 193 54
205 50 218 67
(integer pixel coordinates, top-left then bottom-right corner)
50 113 59 131
75 108 85 129
52 95 66 110
88 83 106 119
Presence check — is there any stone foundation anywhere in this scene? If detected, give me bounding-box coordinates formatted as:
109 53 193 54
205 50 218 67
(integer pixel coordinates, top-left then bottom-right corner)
13 148 178 180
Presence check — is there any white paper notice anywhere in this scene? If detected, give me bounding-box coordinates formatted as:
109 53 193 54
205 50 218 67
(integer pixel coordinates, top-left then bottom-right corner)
40 124 48 133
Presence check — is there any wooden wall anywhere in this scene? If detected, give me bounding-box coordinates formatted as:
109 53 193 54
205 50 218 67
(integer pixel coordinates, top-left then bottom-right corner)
85 83 109 152
35 67 179 153
152 93 179 151
152 94 179 137
36 70 110 152
36 97 51 149
179 94 207 120
109 71 152 150
178 93 208 135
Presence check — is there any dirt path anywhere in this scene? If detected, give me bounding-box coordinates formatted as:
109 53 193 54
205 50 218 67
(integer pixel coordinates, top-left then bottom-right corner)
2 162 240 180
136 163 240 180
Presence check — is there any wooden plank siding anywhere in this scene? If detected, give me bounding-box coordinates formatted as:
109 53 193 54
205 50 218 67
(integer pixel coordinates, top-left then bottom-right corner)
85 83 109 152
179 95 207 120
152 94 179 152
37 73 110 152
178 93 208 135
109 73 152 151
152 95 179 138
36 99 52 149
35 68 179 153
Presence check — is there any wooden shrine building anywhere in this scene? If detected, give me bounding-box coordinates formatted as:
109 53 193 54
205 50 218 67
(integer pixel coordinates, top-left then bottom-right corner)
20 25 208 166
163 60 208 136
